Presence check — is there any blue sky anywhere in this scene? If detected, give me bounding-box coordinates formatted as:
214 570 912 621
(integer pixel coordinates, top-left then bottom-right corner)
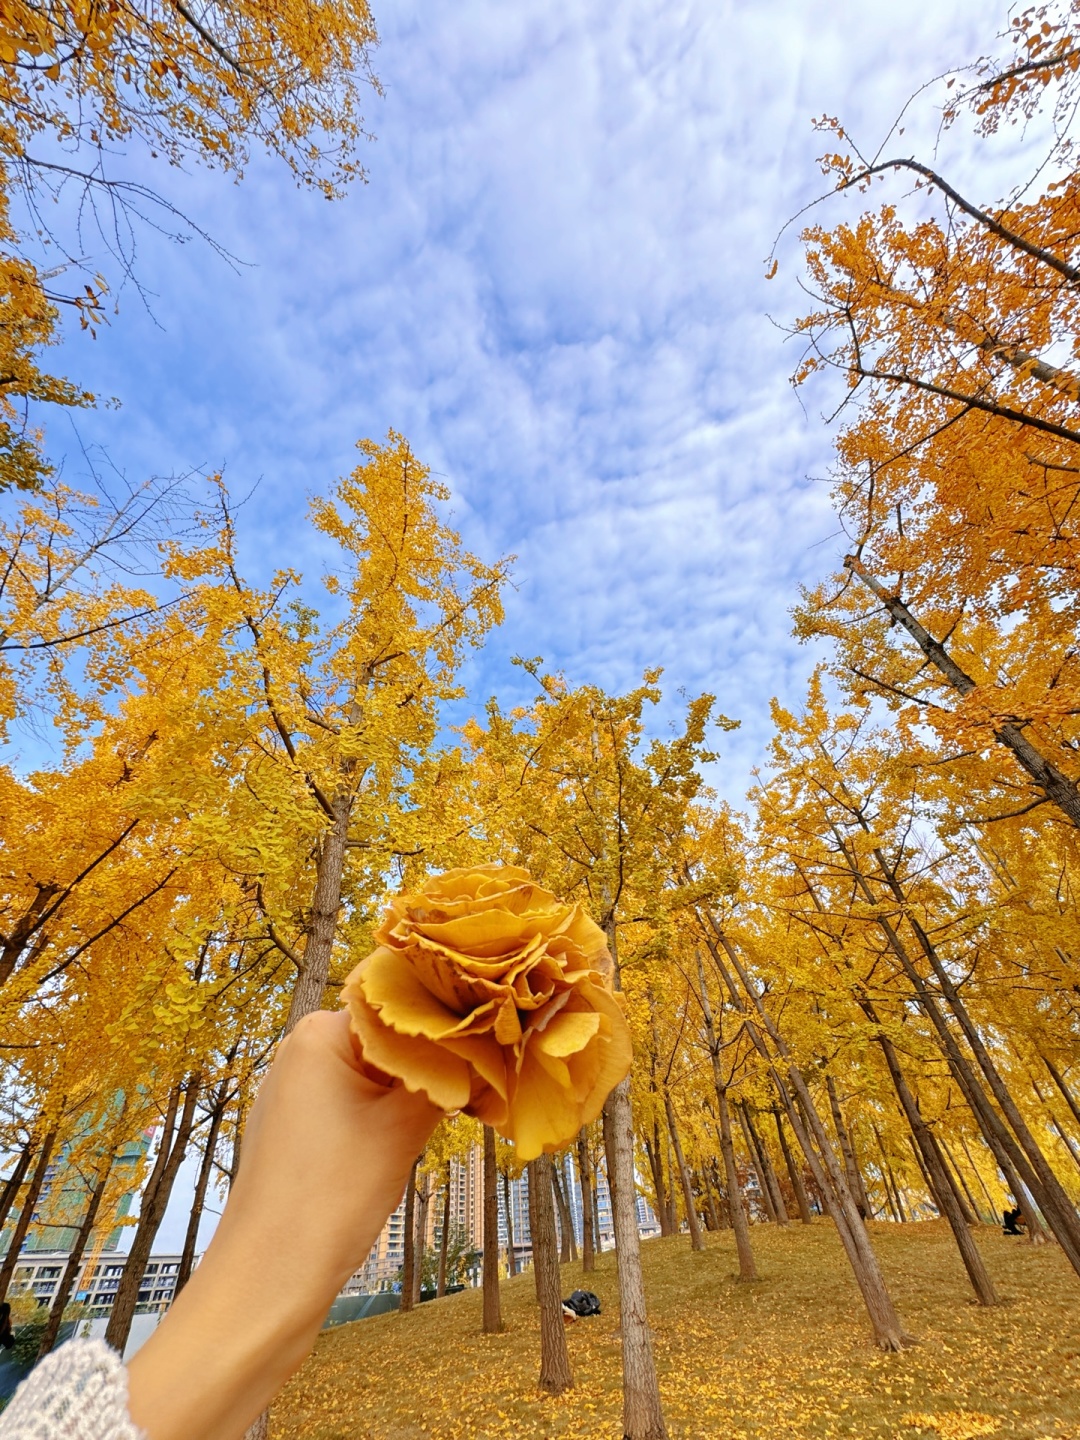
20 0 1004 1248
36 0 997 811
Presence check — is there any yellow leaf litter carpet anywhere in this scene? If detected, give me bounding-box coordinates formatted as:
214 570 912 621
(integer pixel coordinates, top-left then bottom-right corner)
271 1220 1079 1440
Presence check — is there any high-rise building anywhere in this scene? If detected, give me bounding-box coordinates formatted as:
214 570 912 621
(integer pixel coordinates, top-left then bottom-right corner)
349 1143 659 1291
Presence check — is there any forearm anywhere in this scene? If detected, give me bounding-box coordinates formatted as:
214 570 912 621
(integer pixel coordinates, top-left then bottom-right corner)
126 1210 347 1440
125 1011 439 1440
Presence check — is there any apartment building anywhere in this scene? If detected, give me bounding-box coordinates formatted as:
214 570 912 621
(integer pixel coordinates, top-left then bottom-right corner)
351 1144 659 1290
6 1250 183 1316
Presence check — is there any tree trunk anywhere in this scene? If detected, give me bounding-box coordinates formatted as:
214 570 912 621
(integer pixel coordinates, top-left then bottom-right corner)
1050 1114 1080 1176
744 1102 789 1224
868 1015 998 1304
592 1158 603 1254
603 1078 668 1439
0 1130 56 1303
285 793 352 1030
694 950 756 1276
953 1137 998 1222
717 1089 757 1281
106 1077 201 1353
663 1092 704 1251
879 1148 902 1221
826 1077 870 1219
502 1168 517 1278
38 1155 114 1358
1044 1054 1080 1133
876 1126 908 1221
663 1129 677 1235
737 1102 776 1223
413 1168 430 1306
551 1157 577 1264
775 1109 813 1224
482 1126 503 1333
437 1170 452 1296
0 1139 34 1238
701 1164 721 1231
709 1151 732 1228
915 947 1073 1255
644 1126 672 1238
527 1155 572 1394
933 1137 978 1225
704 925 913 1350
400 1160 418 1313
576 1129 595 1273
864 846 1080 1271
177 1092 226 1294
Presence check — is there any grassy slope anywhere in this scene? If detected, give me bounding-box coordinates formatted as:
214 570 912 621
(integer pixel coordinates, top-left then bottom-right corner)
271 1221 1079 1440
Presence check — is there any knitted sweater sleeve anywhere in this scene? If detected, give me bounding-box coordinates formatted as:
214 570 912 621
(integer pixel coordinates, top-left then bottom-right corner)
0 1339 142 1440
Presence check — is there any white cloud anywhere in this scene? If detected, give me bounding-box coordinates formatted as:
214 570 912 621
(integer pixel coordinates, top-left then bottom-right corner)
32 0 993 800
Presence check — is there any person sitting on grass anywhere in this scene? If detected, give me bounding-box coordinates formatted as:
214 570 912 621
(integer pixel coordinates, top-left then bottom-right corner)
1002 1206 1027 1236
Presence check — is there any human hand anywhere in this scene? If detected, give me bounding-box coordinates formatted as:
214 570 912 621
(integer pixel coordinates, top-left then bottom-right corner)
128 1009 442 1440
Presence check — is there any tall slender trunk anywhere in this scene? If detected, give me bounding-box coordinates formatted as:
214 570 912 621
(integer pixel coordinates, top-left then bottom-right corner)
527 1155 572 1394
701 1164 720 1230
959 1136 1001 1219
877 1137 902 1221
482 1127 503 1333
285 793 352 1030
1044 1055 1080 1133
826 1077 870 1218
936 1138 980 1224
866 1010 998 1304
827 852 1074 1260
663 1129 678 1235
400 1161 419 1312
551 1160 573 1263
718 1089 757 1281
709 1155 731 1227
0 1139 34 1238
663 1092 704 1251
603 1077 668 1438
502 1168 517 1278
38 1155 114 1358
592 1156 603 1253
737 1101 776 1223
576 1129 595 1273
107 1076 201 1353
437 1170 451 1296
0 1129 56 1304
695 950 756 1277
177 1093 227 1294
413 1169 429 1306
744 1102 789 1224
703 923 912 1350
906 1135 938 1217
774 1109 813 1224
1050 1114 1080 1175
644 1128 672 1237
864 845 1080 1270
872 1126 907 1220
